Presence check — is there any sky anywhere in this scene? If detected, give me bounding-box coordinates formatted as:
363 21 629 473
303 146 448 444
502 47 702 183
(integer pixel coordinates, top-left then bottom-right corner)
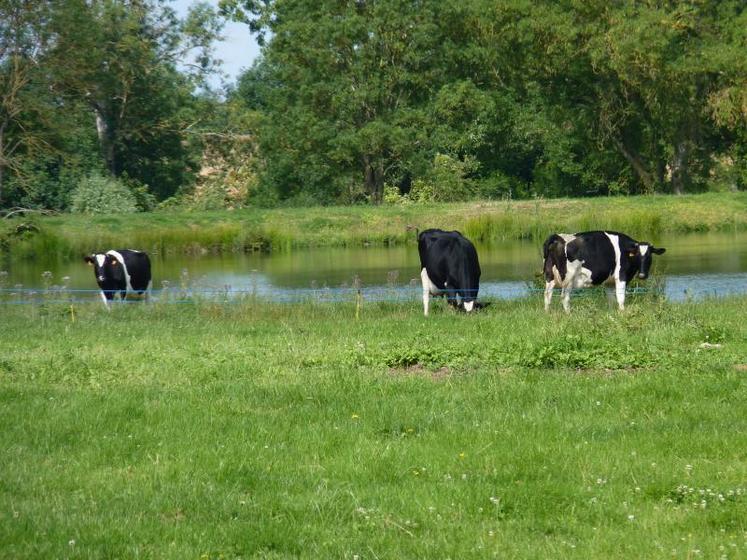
172 0 261 87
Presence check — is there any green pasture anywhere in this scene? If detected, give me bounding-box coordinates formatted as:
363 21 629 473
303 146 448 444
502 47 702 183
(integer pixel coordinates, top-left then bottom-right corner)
3 192 747 261
1 295 746 558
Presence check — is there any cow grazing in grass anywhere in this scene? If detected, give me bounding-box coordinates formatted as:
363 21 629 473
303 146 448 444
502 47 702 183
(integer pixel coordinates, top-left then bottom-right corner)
418 228 482 316
84 249 152 308
543 231 665 312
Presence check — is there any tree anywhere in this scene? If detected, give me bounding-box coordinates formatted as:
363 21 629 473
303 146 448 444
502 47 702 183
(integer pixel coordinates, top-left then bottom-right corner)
227 0 447 203
45 0 223 199
0 0 52 205
577 0 747 193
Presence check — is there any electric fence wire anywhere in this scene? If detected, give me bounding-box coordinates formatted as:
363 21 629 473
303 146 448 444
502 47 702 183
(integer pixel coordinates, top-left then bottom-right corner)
0 285 655 305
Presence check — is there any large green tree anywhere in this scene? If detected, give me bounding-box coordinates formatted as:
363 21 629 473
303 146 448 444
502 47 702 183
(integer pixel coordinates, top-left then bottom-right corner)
562 0 747 194
227 0 747 202
0 0 226 209
46 0 223 199
0 0 52 205
226 0 449 203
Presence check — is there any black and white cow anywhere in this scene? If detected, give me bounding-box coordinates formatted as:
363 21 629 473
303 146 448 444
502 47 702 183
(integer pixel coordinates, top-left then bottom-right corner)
543 231 665 312
84 249 152 307
418 228 481 316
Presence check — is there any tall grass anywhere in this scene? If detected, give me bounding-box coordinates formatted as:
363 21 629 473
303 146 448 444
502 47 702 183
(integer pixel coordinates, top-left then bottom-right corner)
3 192 746 259
1 295 747 557
463 200 673 244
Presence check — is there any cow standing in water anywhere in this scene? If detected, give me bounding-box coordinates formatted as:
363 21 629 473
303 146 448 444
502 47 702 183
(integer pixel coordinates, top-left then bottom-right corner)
543 231 665 312
418 229 482 316
84 249 152 308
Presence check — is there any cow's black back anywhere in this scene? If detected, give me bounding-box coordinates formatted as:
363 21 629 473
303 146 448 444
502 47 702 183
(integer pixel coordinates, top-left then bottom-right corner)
418 229 481 302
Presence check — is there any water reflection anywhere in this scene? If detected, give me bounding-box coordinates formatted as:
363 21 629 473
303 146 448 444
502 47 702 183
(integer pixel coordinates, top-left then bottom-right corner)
2 231 747 302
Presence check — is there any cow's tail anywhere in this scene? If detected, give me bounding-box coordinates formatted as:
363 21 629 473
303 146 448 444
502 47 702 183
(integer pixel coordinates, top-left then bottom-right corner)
542 234 566 282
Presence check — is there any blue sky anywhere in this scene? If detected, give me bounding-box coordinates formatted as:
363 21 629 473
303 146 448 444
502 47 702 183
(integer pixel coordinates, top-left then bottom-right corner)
172 0 261 87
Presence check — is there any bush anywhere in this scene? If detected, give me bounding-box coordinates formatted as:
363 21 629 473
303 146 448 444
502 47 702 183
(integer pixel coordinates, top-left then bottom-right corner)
407 179 437 203
427 153 478 202
383 184 409 204
70 174 139 214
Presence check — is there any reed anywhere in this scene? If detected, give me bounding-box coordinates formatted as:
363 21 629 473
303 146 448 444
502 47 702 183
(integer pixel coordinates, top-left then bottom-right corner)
3 192 745 258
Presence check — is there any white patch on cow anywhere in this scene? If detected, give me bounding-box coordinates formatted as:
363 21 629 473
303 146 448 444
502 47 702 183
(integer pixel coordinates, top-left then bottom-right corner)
106 250 133 292
544 280 555 311
421 268 440 316
95 254 106 268
561 259 593 289
463 300 475 312
640 244 649 256
551 265 562 285
580 266 594 286
574 265 594 288
555 238 594 312
615 280 627 310
421 268 440 295
603 232 630 310
558 260 588 313
100 290 110 310
559 234 576 261
559 233 576 244
604 232 621 282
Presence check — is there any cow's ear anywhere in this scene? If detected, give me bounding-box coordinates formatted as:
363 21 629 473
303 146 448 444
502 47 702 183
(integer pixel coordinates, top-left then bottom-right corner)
652 247 666 255
108 255 118 266
84 255 94 265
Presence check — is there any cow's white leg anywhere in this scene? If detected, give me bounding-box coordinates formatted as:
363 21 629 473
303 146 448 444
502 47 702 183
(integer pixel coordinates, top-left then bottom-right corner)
561 286 572 313
615 280 626 310
561 262 579 313
463 300 475 312
100 291 111 310
544 280 555 311
421 268 431 316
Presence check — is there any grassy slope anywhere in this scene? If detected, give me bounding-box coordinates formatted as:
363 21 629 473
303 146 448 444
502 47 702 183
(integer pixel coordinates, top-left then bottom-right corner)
3 192 747 259
1 296 746 558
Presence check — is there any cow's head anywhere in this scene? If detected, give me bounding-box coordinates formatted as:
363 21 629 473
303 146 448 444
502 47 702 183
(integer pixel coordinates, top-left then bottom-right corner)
628 243 666 279
84 253 124 287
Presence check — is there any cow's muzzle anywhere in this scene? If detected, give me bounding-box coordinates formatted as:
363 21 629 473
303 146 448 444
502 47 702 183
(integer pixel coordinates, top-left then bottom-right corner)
638 273 648 279
98 275 106 282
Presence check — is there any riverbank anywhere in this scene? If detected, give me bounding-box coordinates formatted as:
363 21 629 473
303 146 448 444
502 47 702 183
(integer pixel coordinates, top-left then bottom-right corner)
2 192 746 260
1 296 746 557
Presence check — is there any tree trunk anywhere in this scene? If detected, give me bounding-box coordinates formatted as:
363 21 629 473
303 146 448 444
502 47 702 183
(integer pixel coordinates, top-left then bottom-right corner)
670 140 688 195
613 137 656 193
93 105 116 175
363 154 384 204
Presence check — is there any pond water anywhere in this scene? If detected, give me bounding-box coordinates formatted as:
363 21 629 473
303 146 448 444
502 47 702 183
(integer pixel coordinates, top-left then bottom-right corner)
2 232 746 303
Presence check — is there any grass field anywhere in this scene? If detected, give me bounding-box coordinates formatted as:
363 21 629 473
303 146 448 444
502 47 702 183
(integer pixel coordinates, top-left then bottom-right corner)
1 294 746 558
3 192 747 260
